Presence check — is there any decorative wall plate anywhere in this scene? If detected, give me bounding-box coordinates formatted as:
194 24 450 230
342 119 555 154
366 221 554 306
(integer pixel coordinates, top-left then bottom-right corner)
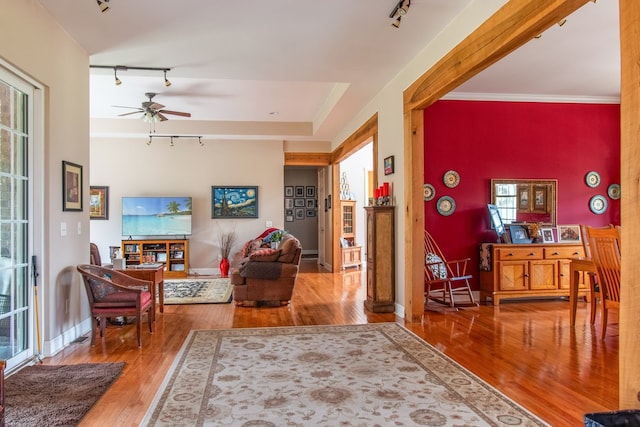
423 183 435 201
443 170 460 188
589 195 608 214
436 196 456 216
585 171 600 188
607 183 620 200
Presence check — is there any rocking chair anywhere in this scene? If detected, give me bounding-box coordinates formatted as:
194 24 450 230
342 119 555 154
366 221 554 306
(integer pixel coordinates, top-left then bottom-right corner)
424 230 477 308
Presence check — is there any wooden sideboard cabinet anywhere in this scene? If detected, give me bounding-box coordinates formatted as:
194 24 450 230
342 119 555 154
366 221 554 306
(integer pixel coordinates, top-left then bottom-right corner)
479 243 589 304
364 206 395 312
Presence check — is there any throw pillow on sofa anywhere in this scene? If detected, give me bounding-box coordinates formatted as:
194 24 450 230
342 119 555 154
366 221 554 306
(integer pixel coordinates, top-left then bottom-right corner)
249 248 281 262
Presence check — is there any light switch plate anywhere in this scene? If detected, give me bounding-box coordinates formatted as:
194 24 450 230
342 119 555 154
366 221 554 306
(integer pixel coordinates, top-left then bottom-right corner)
60 222 67 237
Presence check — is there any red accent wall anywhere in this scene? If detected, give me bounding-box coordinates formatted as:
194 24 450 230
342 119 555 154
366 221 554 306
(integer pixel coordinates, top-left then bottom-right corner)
424 100 620 289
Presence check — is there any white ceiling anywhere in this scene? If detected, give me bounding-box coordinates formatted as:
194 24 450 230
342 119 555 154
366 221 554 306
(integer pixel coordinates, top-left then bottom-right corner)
36 0 619 142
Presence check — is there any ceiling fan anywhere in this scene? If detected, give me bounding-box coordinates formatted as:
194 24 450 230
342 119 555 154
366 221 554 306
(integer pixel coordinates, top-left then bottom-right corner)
114 92 191 122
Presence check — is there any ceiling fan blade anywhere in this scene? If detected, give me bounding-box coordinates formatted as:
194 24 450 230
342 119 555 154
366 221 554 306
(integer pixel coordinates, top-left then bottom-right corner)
159 110 191 118
118 111 143 117
113 105 142 110
156 112 169 122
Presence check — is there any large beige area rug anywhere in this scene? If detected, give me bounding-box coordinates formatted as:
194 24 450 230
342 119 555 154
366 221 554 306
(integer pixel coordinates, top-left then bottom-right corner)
143 324 548 426
163 278 233 304
5 362 124 426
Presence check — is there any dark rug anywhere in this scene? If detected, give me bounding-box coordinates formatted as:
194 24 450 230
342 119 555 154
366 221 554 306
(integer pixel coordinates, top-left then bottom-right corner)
5 362 124 426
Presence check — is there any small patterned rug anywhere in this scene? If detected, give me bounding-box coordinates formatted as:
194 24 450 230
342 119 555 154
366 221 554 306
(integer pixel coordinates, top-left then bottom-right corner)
142 323 549 426
163 278 233 304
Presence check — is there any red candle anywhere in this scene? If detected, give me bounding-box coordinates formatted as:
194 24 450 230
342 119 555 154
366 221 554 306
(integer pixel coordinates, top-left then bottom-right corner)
383 182 389 196
374 188 380 199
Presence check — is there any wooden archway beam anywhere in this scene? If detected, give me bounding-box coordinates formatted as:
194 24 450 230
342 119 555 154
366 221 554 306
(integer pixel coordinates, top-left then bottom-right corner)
402 0 590 322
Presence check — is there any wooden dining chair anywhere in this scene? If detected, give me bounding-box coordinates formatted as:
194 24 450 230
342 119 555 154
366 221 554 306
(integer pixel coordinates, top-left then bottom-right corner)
580 224 615 324
424 230 478 308
586 226 621 339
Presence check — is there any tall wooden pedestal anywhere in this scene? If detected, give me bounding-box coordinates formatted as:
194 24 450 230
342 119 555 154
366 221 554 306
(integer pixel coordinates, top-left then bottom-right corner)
364 206 395 313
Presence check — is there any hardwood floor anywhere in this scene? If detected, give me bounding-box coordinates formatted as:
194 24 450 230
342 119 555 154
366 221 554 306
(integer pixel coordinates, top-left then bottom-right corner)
44 259 618 426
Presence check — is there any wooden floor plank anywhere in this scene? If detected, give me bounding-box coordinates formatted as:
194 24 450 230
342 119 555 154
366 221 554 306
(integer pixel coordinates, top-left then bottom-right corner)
40 260 617 426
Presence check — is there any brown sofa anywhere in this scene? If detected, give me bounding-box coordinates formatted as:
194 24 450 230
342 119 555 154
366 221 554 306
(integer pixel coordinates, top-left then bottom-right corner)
231 231 302 305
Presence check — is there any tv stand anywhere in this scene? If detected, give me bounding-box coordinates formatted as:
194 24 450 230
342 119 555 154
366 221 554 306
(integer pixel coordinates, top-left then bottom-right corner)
121 238 189 278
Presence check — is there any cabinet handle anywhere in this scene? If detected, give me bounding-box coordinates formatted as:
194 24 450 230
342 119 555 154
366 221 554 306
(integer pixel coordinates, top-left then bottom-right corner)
508 253 514 256
573 252 579 255
552 252 559 255
528 253 535 256
524 274 529 277
560 273 565 277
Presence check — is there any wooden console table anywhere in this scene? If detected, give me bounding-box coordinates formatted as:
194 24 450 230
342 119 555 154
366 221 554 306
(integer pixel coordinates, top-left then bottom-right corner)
118 265 164 320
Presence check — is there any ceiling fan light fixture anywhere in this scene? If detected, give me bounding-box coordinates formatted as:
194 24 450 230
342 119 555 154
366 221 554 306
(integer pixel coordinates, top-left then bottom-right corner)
164 70 171 87
96 0 109 13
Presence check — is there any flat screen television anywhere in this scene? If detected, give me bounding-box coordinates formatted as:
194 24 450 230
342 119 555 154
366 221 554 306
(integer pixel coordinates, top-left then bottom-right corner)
122 196 192 237
487 203 505 242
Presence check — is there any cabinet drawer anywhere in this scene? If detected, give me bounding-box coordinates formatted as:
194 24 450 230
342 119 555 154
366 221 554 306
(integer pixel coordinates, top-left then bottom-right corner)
496 247 543 260
544 246 584 259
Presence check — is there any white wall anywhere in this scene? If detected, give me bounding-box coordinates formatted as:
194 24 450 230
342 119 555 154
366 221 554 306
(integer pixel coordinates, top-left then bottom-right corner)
329 0 508 315
1 0 91 356
90 137 285 274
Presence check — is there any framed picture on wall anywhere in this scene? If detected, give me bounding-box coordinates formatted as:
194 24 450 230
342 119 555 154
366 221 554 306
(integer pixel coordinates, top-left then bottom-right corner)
306 199 315 208
306 186 316 197
211 186 258 218
384 156 394 175
294 198 305 207
295 208 305 220
306 209 316 218
532 185 548 213
284 186 294 197
295 186 305 197
517 184 530 212
285 198 294 209
62 160 83 211
89 185 109 220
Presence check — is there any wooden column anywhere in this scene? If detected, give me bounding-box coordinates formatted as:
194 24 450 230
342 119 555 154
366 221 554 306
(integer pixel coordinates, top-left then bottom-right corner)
619 0 640 410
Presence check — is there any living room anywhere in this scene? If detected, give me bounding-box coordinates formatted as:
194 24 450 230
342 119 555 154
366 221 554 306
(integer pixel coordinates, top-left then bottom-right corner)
2 0 639 422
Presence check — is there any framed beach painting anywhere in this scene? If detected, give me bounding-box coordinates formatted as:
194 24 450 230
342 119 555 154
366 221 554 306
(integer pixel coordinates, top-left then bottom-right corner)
211 186 258 218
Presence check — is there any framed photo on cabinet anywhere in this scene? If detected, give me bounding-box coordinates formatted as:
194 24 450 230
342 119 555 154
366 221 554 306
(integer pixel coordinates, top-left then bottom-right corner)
557 225 581 243
541 227 555 243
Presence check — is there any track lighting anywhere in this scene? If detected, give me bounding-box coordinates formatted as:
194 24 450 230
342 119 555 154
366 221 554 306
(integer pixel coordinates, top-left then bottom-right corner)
389 0 410 28
147 135 205 146
90 65 173 87
96 0 109 13
558 19 567 27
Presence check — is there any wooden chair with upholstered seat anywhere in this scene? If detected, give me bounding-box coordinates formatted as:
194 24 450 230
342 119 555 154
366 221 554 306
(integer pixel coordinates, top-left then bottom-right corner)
585 226 621 339
77 264 153 347
424 229 478 308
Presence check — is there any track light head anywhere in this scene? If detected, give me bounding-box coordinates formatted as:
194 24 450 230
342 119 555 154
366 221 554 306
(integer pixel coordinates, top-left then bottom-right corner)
164 70 171 87
97 0 109 13
398 0 410 16
392 16 401 28
113 68 121 86
389 0 410 27
558 18 567 27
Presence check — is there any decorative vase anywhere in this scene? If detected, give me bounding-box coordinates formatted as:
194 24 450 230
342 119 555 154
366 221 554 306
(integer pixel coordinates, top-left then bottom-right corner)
219 257 230 277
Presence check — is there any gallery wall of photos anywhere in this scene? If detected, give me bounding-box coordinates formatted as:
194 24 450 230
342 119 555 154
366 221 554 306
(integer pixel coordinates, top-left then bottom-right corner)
284 185 317 222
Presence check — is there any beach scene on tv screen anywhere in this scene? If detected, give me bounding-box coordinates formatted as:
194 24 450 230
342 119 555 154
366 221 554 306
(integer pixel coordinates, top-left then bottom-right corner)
122 197 192 236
